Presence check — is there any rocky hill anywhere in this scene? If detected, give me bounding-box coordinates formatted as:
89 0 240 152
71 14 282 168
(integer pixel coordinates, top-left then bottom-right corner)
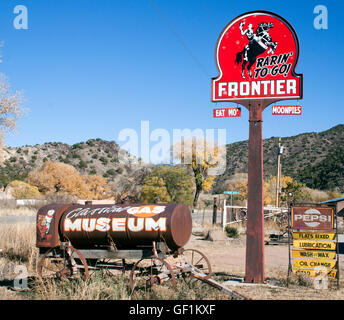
213 124 344 193
0 139 152 199
1 124 343 197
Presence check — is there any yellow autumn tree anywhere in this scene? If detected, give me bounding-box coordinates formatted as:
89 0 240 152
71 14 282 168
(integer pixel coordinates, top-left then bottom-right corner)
83 174 111 200
141 176 171 203
173 137 226 207
263 175 294 206
224 173 248 204
140 165 194 205
27 161 110 200
7 180 41 199
0 73 25 149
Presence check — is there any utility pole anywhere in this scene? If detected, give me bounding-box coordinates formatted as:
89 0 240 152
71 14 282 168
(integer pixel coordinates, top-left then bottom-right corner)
275 138 284 207
212 197 217 225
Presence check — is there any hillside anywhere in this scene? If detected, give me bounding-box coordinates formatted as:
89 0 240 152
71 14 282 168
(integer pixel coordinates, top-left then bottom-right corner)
213 124 344 193
0 124 343 199
0 139 152 200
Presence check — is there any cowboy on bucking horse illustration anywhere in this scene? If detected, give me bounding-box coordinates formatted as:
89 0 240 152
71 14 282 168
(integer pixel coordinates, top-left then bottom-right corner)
236 21 278 78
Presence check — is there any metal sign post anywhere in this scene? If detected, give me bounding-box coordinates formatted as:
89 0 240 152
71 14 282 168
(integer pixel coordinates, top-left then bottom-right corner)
224 190 240 223
245 102 265 282
212 11 303 283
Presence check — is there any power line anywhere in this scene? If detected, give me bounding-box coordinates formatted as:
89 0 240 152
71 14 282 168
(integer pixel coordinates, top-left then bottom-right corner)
148 0 210 78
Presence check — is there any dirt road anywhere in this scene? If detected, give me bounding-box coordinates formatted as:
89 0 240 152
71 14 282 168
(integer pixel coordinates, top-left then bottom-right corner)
184 233 344 300
185 234 289 278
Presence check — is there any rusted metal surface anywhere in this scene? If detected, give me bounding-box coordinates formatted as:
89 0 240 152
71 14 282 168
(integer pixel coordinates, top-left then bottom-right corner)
36 203 73 248
35 202 236 295
129 257 176 293
245 102 265 283
291 206 334 230
195 276 248 300
38 244 89 281
179 248 212 279
35 202 192 251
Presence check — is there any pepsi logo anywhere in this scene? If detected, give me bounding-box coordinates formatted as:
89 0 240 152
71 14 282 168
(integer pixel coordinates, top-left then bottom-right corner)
294 208 332 228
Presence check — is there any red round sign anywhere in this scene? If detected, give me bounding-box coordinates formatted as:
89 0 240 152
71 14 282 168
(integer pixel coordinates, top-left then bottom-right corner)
212 11 303 103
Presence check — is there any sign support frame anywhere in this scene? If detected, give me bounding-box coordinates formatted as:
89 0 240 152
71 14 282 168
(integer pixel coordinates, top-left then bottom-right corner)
287 202 339 289
211 10 303 284
244 100 270 283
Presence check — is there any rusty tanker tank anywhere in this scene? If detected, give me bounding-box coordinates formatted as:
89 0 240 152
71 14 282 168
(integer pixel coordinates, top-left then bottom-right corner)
36 202 192 252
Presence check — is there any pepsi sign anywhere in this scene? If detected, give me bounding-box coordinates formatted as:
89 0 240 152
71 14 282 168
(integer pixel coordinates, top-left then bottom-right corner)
291 206 334 230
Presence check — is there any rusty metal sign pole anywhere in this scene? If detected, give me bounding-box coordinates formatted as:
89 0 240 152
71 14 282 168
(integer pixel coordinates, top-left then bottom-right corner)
244 100 268 283
210 10 303 283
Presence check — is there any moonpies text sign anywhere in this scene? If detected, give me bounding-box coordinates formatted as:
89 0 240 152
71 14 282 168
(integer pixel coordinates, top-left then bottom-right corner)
212 11 303 103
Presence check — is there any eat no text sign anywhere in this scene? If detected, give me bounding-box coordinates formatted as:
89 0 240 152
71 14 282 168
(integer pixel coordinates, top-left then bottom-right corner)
213 107 241 118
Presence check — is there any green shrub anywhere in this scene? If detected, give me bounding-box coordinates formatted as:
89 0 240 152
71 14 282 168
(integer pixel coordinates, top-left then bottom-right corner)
225 226 239 238
78 160 88 169
72 143 84 150
99 157 108 165
106 169 116 176
116 167 123 174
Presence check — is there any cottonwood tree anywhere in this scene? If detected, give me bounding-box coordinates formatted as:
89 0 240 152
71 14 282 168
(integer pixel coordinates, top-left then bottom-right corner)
140 176 171 203
263 175 294 206
7 180 40 199
27 161 111 200
224 173 248 204
83 174 111 200
0 73 25 151
280 179 312 206
173 138 225 208
140 166 194 205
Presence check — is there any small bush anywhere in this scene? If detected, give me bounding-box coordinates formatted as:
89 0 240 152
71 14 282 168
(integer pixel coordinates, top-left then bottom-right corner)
72 143 84 150
106 169 115 176
86 139 95 147
116 167 123 174
7 180 41 199
225 226 239 238
78 160 88 169
45 192 78 204
288 272 314 287
99 157 108 165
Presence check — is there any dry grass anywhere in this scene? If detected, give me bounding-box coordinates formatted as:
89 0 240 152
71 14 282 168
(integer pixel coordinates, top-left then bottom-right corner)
0 222 38 273
0 207 36 216
0 216 343 300
30 272 233 300
304 187 331 203
0 220 233 300
32 274 132 300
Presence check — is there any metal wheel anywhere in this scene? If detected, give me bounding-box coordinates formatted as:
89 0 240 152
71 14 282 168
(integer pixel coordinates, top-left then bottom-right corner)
129 257 176 293
38 246 89 281
235 209 247 222
180 249 212 280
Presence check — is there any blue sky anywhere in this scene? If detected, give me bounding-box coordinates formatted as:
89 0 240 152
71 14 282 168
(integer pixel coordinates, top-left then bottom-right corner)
0 0 343 157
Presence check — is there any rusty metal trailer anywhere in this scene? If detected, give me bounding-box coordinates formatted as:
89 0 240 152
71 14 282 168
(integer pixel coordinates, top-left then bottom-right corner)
36 202 246 298
38 239 213 293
